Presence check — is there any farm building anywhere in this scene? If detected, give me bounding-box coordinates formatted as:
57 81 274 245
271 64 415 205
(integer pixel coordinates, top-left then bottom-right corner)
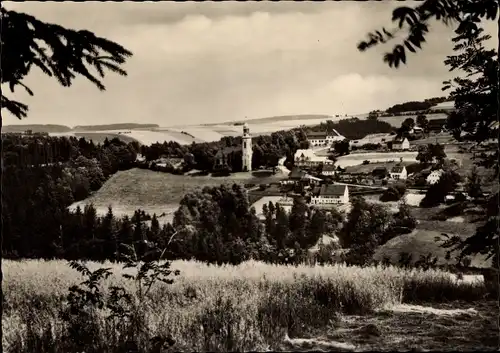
306 130 345 147
390 137 410 151
287 168 322 186
427 118 448 132
311 184 349 205
321 164 336 176
213 146 240 171
390 165 408 180
426 169 444 184
294 149 333 168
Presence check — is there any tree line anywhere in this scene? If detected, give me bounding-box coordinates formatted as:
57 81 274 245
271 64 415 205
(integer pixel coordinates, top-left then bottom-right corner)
2 135 140 258
139 129 311 174
2 176 418 266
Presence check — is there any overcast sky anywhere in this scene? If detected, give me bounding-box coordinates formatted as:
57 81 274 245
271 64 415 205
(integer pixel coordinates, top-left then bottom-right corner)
3 1 497 127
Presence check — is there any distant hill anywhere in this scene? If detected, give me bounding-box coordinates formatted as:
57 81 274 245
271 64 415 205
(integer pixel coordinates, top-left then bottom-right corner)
213 115 335 126
384 96 451 115
2 124 72 133
73 123 160 131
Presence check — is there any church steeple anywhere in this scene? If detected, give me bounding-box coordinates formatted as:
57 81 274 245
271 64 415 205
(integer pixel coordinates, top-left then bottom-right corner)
242 122 252 172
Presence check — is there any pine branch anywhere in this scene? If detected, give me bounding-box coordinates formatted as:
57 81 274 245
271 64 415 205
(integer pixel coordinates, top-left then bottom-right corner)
357 0 498 67
0 6 133 119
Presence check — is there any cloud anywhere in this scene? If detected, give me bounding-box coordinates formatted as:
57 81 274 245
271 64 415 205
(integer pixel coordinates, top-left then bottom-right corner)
2 1 497 127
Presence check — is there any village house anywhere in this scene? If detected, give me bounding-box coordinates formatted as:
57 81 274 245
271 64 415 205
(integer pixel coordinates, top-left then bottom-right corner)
306 129 345 147
294 149 334 168
286 168 322 187
321 164 336 176
426 169 444 185
310 184 349 205
213 146 240 171
389 137 410 151
427 118 447 133
390 165 408 180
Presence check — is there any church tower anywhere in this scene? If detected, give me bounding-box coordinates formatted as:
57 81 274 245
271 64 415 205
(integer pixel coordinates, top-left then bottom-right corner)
242 123 252 172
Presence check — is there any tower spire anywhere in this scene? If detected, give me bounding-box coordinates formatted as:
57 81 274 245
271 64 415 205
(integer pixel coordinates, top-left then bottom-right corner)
242 121 252 172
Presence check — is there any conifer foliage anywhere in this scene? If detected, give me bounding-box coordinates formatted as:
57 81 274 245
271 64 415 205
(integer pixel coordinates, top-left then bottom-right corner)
1 5 133 119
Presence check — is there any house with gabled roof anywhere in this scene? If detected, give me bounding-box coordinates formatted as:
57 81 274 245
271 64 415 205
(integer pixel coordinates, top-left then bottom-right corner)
311 184 349 205
307 129 345 147
390 137 410 151
321 164 336 176
294 149 333 168
213 146 240 171
390 165 408 180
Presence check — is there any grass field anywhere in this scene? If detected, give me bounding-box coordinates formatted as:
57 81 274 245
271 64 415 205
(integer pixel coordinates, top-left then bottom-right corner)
374 227 491 269
69 168 287 224
3 259 495 352
379 113 448 128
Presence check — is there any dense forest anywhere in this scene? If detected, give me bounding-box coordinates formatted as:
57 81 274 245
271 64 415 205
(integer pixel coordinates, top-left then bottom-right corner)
303 117 394 140
2 135 139 258
384 96 449 115
2 124 73 133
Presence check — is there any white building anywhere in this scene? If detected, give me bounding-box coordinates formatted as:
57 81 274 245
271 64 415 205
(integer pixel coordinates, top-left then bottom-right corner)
307 129 345 147
311 184 349 205
392 137 410 151
294 149 334 168
242 123 253 172
390 165 408 180
426 169 444 185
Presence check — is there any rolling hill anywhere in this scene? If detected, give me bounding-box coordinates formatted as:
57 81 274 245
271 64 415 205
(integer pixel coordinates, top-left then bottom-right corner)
221 114 337 125
3 124 72 133
68 168 287 224
5 97 455 146
73 123 160 131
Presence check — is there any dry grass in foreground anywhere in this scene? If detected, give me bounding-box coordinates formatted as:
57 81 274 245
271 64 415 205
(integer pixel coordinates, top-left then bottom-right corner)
2 260 491 352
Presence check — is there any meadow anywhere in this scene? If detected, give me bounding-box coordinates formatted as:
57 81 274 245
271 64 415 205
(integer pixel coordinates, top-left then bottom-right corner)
3 259 496 352
378 113 448 128
68 168 288 223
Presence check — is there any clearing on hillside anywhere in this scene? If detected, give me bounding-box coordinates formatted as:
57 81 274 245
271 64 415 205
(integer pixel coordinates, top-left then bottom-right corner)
69 168 287 223
374 226 491 269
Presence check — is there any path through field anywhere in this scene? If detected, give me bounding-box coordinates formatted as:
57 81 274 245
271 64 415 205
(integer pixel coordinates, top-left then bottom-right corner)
281 301 498 351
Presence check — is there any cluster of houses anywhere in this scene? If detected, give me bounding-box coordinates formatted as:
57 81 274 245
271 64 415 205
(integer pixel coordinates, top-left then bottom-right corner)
276 160 448 210
279 166 350 205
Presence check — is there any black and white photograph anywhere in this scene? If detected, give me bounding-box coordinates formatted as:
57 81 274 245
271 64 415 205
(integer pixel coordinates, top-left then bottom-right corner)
2 1 499 352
